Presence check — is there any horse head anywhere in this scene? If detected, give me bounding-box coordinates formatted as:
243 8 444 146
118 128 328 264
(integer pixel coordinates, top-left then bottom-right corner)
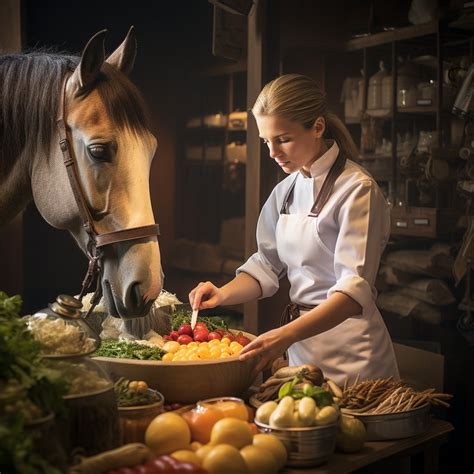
30 28 163 317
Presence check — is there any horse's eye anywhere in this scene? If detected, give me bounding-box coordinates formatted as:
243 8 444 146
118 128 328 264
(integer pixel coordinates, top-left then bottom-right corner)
87 144 109 161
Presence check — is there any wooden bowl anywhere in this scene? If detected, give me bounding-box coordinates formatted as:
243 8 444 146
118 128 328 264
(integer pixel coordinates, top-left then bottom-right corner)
93 331 258 404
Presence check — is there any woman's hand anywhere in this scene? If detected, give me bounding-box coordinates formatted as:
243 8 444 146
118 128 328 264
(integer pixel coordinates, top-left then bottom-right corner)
189 281 224 310
239 327 294 375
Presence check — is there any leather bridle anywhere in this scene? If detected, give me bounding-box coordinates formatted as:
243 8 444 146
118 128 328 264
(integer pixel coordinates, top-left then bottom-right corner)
56 76 160 316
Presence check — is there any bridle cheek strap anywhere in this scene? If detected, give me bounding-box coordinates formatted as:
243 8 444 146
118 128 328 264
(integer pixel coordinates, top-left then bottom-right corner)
56 75 160 315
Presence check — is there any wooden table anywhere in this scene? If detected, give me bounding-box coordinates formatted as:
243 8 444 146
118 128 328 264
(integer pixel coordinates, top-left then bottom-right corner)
283 419 453 474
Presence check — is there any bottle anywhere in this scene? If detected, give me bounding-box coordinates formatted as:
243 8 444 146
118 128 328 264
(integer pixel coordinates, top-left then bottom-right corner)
452 63 474 119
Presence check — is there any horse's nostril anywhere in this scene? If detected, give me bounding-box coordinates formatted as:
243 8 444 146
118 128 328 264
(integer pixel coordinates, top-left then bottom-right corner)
129 282 143 311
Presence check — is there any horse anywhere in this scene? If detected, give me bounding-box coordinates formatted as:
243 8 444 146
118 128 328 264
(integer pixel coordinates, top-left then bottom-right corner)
0 28 163 318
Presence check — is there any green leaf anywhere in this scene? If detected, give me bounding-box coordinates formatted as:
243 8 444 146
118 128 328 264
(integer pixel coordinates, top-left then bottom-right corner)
278 381 293 400
313 390 334 408
291 390 305 400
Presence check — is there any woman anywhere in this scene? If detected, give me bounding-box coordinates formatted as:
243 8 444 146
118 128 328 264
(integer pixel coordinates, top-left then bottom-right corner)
189 74 399 386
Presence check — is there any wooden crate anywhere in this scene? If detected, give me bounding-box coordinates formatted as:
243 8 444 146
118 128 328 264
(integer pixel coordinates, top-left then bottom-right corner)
390 207 460 239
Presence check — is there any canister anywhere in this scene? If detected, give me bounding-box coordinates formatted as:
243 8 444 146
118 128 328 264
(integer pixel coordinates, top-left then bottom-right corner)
368 61 388 110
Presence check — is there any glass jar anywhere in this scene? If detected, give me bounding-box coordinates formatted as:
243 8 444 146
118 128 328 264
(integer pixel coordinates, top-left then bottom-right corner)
368 61 388 110
118 389 164 444
198 396 249 422
25 294 100 358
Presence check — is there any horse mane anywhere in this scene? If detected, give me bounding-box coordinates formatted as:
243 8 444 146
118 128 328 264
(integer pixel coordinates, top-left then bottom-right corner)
0 50 149 179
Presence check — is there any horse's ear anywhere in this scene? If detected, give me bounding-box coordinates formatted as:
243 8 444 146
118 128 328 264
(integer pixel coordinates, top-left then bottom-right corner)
70 29 107 91
106 26 136 75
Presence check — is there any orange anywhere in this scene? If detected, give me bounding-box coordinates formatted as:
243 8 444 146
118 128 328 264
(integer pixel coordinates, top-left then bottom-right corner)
202 444 248 474
252 433 288 470
209 418 253 448
145 412 191 456
240 445 278 474
182 406 224 444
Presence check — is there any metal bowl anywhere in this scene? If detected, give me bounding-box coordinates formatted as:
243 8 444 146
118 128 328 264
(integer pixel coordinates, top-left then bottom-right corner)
255 420 337 467
341 403 431 441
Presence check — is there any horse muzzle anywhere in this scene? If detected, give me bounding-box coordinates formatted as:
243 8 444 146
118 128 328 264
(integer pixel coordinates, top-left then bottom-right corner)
100 239 162 318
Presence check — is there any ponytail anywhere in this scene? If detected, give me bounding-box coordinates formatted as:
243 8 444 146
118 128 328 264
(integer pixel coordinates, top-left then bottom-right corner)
325 112 361 162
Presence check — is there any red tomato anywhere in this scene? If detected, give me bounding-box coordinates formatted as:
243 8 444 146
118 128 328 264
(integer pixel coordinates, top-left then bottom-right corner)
207 331 222 341
163 335 173 341
222 332 235 342
178 324 193 337
148 457 174 472
235 332 251 346
134 464 158 474
177 334 193 345
170 331 180 341
194 322 208 333
193 331 208 342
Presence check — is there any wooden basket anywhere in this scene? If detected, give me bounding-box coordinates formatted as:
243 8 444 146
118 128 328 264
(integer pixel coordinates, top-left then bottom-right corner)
93 330 257 404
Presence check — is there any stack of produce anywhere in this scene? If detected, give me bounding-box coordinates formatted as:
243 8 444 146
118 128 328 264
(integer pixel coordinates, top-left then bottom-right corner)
340 377 453 414
70 402 288 474
252 364 324 403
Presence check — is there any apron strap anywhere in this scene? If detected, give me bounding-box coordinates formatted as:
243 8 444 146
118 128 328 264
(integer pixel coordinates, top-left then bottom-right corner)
280 174 298 214
279 150 347 216
309 151 347 217
280 302 316 327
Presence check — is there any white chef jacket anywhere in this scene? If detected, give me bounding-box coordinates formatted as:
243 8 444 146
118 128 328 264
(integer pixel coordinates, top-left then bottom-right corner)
237 141 399 385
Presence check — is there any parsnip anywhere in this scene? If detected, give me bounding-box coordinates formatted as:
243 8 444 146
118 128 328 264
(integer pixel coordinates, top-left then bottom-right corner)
326 379 343 398
315 406 338 426
269 396 294 428
255 400 278 424
273 364 320 379
68 443 154 474
298 396 316 426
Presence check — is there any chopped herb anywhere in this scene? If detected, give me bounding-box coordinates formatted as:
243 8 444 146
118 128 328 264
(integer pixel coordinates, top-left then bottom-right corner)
95 340 165 360
170 309 228 332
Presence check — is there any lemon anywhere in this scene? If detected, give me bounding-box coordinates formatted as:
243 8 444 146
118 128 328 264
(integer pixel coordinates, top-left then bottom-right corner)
190 441 203 451
171 449 202 466
145 412 191 456
252 433 287 470
195 444 213 461
202 444 248 474
210 418 253 448
240 445 278 474
162 341 180 353
162 352 174 362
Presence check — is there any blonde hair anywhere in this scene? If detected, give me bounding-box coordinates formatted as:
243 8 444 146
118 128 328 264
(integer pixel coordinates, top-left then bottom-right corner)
252 74 360 160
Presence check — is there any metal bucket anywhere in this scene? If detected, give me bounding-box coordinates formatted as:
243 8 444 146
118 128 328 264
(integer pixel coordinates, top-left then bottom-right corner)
255 420 337 467
342 403 431 441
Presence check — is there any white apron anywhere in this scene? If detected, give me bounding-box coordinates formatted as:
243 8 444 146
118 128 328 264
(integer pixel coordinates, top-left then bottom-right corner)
276 153 399 387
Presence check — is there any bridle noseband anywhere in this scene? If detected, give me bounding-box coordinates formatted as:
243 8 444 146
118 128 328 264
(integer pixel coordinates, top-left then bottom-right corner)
56 76 160 316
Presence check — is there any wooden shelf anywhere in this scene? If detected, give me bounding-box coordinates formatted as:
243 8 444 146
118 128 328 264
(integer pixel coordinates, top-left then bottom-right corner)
397 106 437 114
345 21 439 51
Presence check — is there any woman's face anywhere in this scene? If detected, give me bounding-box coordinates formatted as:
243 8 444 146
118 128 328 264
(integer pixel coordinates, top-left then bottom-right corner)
255 114 324 174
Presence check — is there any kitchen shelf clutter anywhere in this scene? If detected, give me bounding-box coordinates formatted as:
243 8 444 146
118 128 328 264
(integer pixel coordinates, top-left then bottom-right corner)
331 19 474 350
336 20 473 238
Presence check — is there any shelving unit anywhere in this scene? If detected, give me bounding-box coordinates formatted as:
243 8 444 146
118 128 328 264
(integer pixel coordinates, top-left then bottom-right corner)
167 65 247 306
329 20 473 237
176 68 247 244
